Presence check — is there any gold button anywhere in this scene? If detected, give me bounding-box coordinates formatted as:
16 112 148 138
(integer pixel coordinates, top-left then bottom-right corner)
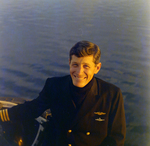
68 144 72 146
68 130 72 133
86 132 90 135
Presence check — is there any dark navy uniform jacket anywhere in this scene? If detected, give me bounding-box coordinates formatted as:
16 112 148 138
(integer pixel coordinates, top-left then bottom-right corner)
7 75 126 146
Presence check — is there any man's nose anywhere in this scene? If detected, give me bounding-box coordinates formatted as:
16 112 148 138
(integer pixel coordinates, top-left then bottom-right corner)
76 66 83 74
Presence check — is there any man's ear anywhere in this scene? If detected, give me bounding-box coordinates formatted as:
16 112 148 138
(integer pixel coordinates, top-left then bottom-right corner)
94 62 101 74
69 59 71 65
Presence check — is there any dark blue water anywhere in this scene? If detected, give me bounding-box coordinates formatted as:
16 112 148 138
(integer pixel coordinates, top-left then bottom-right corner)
0 0 150 145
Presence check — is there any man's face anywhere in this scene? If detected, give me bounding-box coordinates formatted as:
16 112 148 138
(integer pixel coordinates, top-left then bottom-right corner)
69 55 101 88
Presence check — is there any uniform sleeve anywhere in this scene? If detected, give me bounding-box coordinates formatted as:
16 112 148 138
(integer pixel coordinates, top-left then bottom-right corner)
107 88 126 146
0 109 10 122
0 78 51 122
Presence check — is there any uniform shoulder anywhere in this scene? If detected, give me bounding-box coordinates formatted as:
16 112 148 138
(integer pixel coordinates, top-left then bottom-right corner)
40 75 70 96
46 75 70 82
45 75 70 86
95 77 123 102
95 77 121 92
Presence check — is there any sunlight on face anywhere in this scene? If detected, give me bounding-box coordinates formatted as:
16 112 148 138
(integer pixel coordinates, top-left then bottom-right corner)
69 55 101 88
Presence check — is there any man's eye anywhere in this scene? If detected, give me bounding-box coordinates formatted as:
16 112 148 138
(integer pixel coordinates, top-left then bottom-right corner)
72 64 78 67
84 65 90 68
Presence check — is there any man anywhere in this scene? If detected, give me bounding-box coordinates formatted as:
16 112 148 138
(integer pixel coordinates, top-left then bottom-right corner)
0 41 126 146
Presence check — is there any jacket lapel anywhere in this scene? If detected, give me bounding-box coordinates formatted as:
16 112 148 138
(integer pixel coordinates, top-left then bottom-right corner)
60 76 76 122
70 78 101 128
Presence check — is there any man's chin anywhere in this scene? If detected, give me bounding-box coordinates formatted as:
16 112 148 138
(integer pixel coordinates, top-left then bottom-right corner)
73 81 86 88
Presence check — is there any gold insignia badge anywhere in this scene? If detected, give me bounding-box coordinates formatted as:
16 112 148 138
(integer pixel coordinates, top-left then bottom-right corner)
94 112 106 115
95 117 105 121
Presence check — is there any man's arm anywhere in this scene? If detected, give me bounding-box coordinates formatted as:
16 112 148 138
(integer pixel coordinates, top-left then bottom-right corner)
108 89 126 146
0 109 10 122
0 78 51 122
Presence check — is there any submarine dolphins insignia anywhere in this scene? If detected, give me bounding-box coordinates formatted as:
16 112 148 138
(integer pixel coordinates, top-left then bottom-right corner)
94 112 106 115
95 117 105 121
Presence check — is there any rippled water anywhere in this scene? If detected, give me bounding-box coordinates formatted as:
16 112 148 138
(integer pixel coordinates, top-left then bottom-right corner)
0 0 150 145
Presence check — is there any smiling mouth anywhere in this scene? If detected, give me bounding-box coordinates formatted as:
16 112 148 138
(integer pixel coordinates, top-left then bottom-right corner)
74 75 86 80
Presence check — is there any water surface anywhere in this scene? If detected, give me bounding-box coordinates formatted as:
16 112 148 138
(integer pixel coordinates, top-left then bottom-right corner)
0 0 150 145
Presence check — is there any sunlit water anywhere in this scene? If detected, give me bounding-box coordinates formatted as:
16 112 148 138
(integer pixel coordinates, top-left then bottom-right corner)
0 0 150 145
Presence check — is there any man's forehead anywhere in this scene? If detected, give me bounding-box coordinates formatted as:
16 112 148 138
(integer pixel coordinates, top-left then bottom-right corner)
70 55 95 63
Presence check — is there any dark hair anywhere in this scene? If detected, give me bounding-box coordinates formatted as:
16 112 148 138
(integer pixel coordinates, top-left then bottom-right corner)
69 41 101 64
